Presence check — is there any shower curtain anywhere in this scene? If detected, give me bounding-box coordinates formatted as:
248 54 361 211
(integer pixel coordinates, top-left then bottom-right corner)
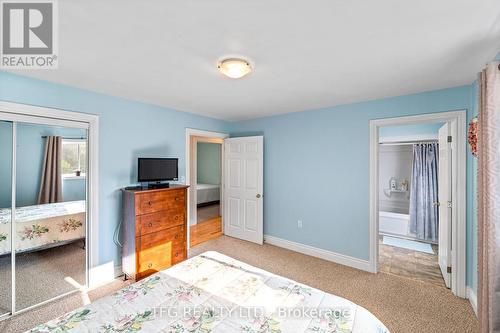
409 143 439 242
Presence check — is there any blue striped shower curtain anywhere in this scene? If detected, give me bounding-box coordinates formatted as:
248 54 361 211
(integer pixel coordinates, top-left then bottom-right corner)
409 143 439 242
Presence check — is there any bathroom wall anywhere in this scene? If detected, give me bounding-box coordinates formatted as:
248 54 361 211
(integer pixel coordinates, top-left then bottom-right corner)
378 144 412 214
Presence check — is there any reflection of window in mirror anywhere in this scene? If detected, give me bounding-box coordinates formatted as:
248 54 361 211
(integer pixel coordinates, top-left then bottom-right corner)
61 139 87 178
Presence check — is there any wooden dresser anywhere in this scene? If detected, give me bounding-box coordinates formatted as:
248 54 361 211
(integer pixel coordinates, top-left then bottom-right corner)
121 185 188 280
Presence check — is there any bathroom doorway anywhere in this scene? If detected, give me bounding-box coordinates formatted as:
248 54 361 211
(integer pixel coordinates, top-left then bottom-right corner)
369 111 467 298
377 121 446 287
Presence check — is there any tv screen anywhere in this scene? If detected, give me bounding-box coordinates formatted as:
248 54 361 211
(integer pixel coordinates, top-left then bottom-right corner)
138 158 178 182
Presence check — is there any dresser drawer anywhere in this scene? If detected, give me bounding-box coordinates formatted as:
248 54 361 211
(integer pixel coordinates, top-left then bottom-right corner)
136 189 186 215
137 226 185 279
139 211 185 236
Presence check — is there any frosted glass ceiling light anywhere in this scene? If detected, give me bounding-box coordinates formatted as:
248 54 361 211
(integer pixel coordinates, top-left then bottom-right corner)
217 58 252 79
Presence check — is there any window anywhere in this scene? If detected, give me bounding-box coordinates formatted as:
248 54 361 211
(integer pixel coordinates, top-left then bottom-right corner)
61 139 87 178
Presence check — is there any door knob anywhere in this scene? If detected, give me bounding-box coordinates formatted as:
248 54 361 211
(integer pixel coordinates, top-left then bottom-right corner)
256 194 261 198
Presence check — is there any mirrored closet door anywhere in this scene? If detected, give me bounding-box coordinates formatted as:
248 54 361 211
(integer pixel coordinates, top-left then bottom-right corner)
0 121 13 318
0 115 88 316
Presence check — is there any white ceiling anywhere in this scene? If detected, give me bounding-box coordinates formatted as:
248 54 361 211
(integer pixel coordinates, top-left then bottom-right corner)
7 0 500 121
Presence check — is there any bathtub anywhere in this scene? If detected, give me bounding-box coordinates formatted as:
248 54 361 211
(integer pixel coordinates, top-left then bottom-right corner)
379 211 411 237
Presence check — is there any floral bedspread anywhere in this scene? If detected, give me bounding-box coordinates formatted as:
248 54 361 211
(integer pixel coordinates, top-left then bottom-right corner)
28 251 389 333
0 200 85 255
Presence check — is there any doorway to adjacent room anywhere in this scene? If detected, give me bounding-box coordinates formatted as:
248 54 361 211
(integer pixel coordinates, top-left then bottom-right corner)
186 130 227 249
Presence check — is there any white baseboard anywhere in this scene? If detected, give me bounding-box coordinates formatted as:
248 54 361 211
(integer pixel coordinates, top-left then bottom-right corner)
264 235 372 272
89 264 124 290
467 287 477 316
114 264 123 278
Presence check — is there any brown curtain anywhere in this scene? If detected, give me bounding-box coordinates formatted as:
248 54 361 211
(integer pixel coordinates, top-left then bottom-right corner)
37 136 63 204
477 61 500 333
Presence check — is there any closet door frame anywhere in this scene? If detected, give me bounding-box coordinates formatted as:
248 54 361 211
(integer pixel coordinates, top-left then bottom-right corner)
0 101 99 317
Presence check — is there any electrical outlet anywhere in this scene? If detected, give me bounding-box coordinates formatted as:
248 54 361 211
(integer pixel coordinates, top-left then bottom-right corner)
297 220 303 228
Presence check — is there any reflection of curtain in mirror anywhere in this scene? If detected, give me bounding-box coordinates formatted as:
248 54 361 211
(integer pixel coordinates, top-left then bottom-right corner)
478 61 500 333
37 136 63 204
409 143 439 242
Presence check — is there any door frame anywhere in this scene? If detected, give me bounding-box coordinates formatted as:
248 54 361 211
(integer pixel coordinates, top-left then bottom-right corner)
185 128 228 253
0 101 99 316
369 110 467 298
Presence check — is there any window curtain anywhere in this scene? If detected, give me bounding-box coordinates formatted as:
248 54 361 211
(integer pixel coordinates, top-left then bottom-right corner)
37 136 63 204
477 61 500 333
409 143 439 242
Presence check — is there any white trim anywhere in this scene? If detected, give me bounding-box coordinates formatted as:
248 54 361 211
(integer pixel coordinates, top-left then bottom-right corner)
379 133 438 143
11 122 16 314
369 110 467 297
467 287 478 316
0 101 100 290
185 128 228 255
264 235 372 272
62 175 87 180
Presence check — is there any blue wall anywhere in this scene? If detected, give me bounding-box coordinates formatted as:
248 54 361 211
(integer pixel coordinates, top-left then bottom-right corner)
231 85 477 289
197 142 221 185
0 121 13 209
0 123 87 207
0 71 230 271
379 122 443 139
0 70 479 291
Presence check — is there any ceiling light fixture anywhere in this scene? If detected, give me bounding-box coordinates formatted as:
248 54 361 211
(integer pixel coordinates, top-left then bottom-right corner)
217 58 252 79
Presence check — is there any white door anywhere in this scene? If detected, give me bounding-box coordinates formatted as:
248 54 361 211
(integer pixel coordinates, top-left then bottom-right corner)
224 136 264 244
438 123 452 288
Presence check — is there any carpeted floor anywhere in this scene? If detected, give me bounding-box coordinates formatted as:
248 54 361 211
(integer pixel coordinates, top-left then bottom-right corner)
0 278 131 333
0 242 86 315
191 236 478 333
1 235 478 333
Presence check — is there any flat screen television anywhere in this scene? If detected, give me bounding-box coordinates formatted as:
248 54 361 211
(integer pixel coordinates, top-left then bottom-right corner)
138 158 178 182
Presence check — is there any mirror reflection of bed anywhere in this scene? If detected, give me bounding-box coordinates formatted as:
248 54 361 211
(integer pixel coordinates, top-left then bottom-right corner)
190 141 223 247
0 122 87 314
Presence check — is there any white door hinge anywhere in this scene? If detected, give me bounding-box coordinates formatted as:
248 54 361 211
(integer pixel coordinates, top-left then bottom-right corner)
447 201 452 208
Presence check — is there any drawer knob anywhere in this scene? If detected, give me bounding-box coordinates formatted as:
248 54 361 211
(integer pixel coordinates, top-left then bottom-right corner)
148 223 153 227
175 197 179 201
148 263 152 268
174 216 179 220
175 252 179 257
148 201 152 206
174 234 178 239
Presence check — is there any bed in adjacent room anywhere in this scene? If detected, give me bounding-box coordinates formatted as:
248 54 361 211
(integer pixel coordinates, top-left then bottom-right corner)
0 200 86 255
197 183 220 206
28 251 389 333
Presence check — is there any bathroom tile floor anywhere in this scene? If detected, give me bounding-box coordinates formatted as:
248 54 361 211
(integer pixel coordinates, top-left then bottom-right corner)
379 236 446 288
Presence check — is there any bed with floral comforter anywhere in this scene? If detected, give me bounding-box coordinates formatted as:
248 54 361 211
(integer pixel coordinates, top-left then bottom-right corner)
0 200 85 255
28 251 389 333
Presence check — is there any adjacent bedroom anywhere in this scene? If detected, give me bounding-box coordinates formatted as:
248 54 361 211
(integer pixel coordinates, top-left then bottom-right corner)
188 137 224 248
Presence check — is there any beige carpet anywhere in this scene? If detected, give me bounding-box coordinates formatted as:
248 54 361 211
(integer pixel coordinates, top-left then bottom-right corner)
1 235 478 333
0 242 86 315
0 278 131 333
191 236 478 333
